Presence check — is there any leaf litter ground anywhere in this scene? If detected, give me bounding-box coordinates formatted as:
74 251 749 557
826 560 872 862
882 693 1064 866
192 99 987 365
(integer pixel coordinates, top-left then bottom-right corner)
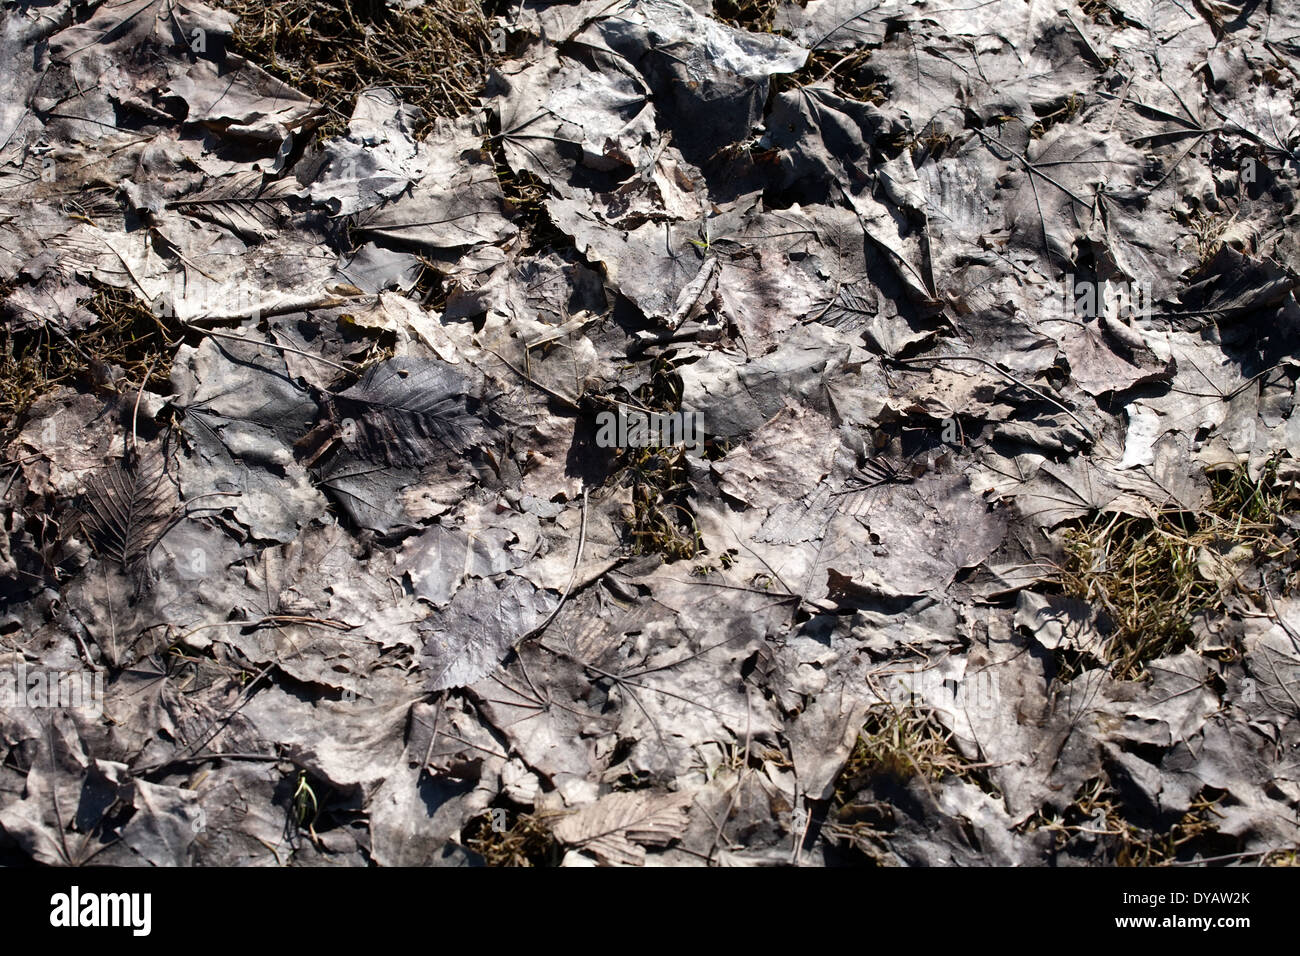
1 0 1299 867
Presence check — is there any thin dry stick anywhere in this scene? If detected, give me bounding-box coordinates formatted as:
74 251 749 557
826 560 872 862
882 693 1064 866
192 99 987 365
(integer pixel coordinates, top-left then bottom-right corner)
188 324 356 373
891 354 1096 439
419 692 447 777
523 487 589 641
130 357 158 455
481 343 581 411
708 687 754 865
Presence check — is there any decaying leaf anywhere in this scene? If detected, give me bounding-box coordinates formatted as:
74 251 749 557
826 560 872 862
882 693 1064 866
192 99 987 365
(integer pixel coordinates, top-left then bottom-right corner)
81 446 185 574
167 170 301 242
332 357 490 466
551 790 692 866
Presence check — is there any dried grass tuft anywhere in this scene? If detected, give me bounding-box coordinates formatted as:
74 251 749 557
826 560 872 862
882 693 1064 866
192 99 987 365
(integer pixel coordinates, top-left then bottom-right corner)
214 0 496 138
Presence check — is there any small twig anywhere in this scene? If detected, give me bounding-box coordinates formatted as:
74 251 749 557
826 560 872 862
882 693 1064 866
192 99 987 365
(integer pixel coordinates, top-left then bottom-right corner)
129 357 157 457
522 487 589 641
187 324 356 374
890 354 1096 439
481 343 581 411
1164 848 1273 867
